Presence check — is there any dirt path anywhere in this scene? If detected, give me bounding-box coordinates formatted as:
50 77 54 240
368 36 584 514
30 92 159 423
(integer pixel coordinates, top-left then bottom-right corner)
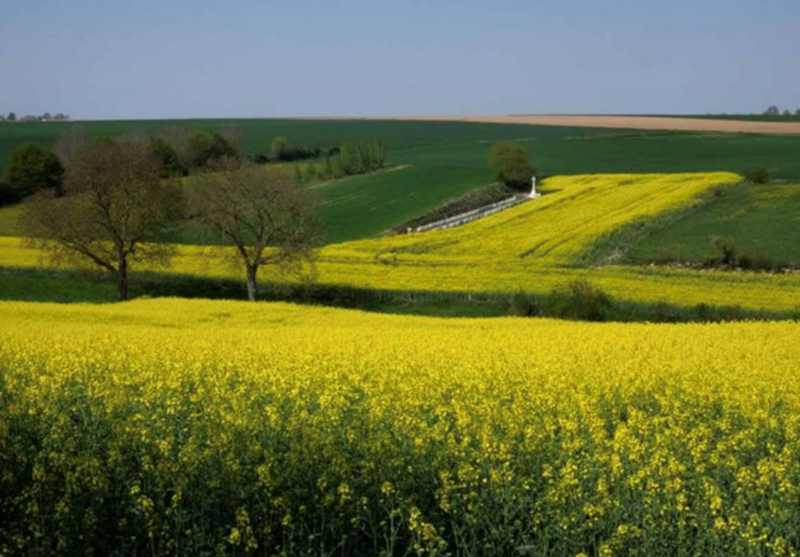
389 115 800 135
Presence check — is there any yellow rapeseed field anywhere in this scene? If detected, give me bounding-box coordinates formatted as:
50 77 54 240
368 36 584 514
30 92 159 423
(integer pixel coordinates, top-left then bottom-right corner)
2 298 800 555
4 172 800 312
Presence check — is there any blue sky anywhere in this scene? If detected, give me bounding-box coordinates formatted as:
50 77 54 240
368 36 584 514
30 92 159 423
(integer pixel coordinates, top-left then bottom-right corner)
1 0 798 119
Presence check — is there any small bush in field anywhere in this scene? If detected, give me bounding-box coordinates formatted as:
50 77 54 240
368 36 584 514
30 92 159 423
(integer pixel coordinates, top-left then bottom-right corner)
744 166 769 184
544 279 613 322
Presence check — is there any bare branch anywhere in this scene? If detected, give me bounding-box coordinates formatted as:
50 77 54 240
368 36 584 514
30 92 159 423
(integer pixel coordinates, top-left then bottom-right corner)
188 161 323 300
21 141 184 300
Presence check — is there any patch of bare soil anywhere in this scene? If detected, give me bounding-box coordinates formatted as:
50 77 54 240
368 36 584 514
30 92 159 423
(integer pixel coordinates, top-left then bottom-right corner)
391 115 800 135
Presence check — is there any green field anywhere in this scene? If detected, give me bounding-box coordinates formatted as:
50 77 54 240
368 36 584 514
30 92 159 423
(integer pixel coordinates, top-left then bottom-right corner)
4 119 800 245
626 182 800 267
2 119 800 319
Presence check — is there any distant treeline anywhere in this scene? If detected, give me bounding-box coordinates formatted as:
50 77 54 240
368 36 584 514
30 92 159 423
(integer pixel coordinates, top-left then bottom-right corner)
0 112 71 122
294 141 386 183
251 135 386 181
0 126 387 206
0 125 243 204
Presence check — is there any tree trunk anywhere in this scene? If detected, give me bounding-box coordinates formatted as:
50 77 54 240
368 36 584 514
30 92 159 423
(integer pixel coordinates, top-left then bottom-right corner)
246 265 258 302
117 253 128 301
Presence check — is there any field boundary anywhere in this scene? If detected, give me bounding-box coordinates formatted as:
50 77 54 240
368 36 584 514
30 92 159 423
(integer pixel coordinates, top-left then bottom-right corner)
384 115 800 135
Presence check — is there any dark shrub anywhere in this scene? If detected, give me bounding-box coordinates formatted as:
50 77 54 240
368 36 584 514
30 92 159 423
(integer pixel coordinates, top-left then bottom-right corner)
720 305 746 322
743 166 769 184
713 237 737 268
693 303 717 323
652 299 679 323
544 279 613 322
502 287 540 317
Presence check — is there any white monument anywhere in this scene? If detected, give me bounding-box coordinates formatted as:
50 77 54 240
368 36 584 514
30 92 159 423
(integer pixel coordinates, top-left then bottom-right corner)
528 176 541 199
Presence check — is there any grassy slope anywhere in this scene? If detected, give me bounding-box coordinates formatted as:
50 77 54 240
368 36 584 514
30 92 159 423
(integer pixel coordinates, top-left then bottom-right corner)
626 182 800 266
4 120 800 245
285 173 800 313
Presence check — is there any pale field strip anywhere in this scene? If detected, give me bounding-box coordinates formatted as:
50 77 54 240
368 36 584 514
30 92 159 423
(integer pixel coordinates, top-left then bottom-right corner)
383 114 800 135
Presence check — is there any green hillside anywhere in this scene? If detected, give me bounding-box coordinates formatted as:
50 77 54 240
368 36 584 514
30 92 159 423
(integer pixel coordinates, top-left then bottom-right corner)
4 119 800 246
4 119 800 179
626 182 800 268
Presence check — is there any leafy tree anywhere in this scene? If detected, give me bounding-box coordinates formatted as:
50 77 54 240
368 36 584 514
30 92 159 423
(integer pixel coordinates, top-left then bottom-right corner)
340 141 386 175
764 105 780 116
0 175 14 205
339 143 362 175
795 108 800 116
22 141 183 300
183 129 238 169
305 161 318 181
7 143 64 199
782 109 792 116
374 140 386 167
271 136 288 160
329 154 344 178
488 141 534 190
744 166 769 184
184 130 216 168
189 160 323 301
150 137 186 177
7 112 16 121
544 279 613 322
209 132 237 160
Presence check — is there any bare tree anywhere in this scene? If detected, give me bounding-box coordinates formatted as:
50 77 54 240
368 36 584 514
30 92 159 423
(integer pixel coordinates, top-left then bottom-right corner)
53 126 89 167
219 125 243 153
189 160 323 301
22 141 183 300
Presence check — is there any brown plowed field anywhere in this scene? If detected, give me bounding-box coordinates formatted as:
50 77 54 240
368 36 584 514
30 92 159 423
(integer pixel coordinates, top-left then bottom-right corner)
393 115 800 135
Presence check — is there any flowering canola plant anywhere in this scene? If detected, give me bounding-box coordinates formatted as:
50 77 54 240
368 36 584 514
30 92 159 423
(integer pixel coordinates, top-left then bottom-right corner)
3 173 800 311
2 298 800 555
251 173 800 311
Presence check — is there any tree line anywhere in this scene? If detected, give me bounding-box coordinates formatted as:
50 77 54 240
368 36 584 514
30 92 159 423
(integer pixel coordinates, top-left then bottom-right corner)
1 127 388 204
762 105 800 116
0 112 70 122
5 130 528 305
1 125 538 309
0 125 241 204
294 140 386 183
12 127 337 302
251 135 387 182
